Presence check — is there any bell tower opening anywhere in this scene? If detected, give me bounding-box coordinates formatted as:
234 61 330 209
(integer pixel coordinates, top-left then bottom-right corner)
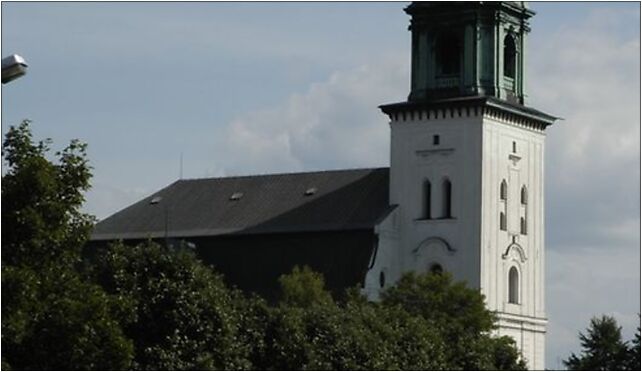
436 31 461 76
504 34 517 79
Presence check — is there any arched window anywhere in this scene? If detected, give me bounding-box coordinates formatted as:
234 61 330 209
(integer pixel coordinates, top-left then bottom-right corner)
521 186 528 205
436 32 460 75
504 34 516 79
500 212 507 231
442 178 452 218
508 267 519 304
424 180 432 219
520 217 527 235
430 263 443 275
500 180 508 201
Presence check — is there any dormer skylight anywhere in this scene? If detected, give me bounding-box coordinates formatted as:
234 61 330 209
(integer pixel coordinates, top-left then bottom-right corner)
230 192 244 201
150 196 162 205
304 187 317 196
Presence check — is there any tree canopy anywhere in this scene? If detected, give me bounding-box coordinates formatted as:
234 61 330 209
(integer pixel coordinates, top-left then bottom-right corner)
278 265 333 307
2 120 133 370
2 120 94 268
88 241 251 370
564 315 640 371
381 271 526 370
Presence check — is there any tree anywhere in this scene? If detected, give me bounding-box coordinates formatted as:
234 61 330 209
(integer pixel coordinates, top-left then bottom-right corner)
485 335 528 370
2 265 134 370
232 293 274 369
381 271 526 370
278 265 333 307
256 267 522 370
1 120 133 370
626 323 641 370
337 291 448 370
2 120 94 269
259 267 448 370
564 315 630 370
88 240 251 370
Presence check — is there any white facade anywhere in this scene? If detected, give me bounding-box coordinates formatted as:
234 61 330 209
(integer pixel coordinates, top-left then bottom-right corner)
365 103 549 369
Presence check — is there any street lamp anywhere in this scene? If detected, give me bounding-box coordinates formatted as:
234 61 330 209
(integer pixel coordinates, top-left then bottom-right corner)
2 54 28 84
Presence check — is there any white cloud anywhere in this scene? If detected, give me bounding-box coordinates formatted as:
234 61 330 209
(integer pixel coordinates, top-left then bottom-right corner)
530 8 640 176
531 7 640 252
216 57 408 176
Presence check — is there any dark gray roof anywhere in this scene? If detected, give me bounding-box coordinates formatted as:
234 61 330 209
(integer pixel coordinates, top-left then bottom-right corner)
91 167 393 240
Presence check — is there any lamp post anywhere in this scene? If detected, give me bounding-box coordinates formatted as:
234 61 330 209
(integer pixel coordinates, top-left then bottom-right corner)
2 54 28 84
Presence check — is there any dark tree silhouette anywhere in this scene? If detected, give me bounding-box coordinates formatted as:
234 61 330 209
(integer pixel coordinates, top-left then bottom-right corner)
564 315 635 371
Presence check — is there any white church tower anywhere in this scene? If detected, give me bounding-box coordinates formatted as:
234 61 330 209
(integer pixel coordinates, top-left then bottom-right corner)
373 2 556 369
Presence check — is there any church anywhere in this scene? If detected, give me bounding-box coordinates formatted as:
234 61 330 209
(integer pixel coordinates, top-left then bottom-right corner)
91 2 556 369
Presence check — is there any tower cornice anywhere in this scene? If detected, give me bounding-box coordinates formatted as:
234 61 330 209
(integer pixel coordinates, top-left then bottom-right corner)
379 96 557 131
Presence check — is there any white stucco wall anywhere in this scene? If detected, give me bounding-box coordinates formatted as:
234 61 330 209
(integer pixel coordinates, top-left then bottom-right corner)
368 105 548 370
388 108 484 288
481 113 548 370
364 208 400 300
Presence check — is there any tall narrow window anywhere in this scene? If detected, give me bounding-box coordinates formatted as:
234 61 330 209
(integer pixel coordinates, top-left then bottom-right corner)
442 178 452 218
508 267 519 304
500 180 508 201
521 186 528 205
512 141 517 153
424 180 432 219
436 32 461 75
500 212 507 231
504 35 516 79
520 217 527 235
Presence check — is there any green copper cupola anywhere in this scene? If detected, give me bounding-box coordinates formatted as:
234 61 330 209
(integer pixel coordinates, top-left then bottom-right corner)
406 1 534 104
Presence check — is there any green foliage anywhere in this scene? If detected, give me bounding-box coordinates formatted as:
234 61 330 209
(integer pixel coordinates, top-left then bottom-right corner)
380 271 523 370
232 293 273 369
2 265 133 370
336 295 448 370
88 241 250 370
486 335 528 370
253 268 523 370
1 121 133 370
278 265 333 307
2 120 94 269
564 315 633 371
381 271 495 334
626 324 641 370
262 270 448 370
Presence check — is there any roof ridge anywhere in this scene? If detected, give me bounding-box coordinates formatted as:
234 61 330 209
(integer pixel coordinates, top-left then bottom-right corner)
179 166 390 182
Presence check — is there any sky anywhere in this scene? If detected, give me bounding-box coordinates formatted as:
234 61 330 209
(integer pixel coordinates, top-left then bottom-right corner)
1 1 640 368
